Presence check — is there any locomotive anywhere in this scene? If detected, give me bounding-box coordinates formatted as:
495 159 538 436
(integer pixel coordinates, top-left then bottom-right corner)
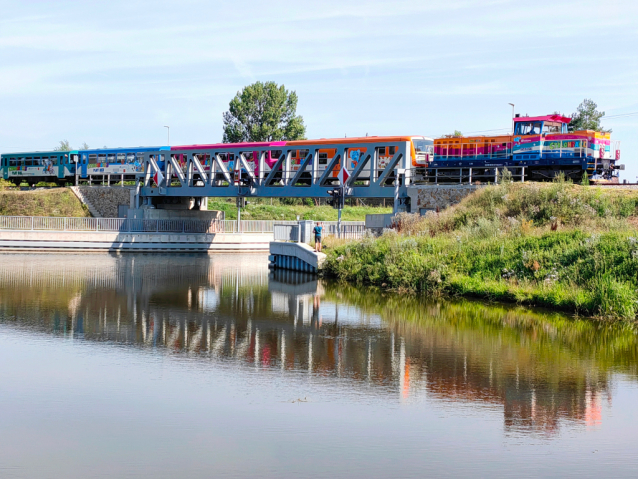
428 114 622 183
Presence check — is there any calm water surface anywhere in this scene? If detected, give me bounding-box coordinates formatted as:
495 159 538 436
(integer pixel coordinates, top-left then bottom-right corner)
1 253 637 478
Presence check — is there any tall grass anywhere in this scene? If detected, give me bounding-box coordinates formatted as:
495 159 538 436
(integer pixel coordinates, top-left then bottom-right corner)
324 179 638 321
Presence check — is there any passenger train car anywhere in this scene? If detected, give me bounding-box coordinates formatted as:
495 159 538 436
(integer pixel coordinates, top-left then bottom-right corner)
430 114 622 182
77 146 169 182
0 146 169 185
1 150 78 185
168 136 433 185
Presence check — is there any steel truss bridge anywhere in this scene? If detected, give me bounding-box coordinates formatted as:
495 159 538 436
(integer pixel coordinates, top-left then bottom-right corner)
134 139 416 210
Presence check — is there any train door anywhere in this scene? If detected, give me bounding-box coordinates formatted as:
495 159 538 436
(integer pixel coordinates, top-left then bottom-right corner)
80 153 89 178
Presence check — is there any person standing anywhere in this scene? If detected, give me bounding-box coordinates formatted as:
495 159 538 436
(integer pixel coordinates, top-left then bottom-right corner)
313 222 323 252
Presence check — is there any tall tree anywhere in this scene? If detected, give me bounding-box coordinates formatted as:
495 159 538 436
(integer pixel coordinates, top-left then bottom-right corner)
222 81 306 143
569 99 610 132
53 140 72 151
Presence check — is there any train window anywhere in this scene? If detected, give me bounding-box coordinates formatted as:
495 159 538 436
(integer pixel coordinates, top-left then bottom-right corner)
542 122 562 134
89 154 97 162
319 153 328 165
136 153 144 161
413 139 434 154
389 146 396 155
10 160 16 167
379 147 386 156
127 153 135 163
98 154 107 164
107 154 116 163
515 121 542 135
117 153 126 163
291 151 297 158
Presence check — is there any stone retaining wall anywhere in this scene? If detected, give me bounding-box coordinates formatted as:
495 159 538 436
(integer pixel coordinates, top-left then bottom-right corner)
77 186 133 218
408 185 481 213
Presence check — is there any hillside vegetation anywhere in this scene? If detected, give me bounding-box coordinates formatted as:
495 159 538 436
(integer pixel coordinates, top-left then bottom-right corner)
324 178 638 321
208 198 390 221
0 188 89 217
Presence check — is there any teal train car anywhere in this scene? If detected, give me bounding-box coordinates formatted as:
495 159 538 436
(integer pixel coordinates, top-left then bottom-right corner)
1 150 79 186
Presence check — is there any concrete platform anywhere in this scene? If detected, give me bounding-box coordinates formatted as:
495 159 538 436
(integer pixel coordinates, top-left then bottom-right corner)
0 230 273 252
269 241 327 273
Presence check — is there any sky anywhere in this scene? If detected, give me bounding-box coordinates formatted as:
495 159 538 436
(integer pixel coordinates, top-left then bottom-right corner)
1 0 637 179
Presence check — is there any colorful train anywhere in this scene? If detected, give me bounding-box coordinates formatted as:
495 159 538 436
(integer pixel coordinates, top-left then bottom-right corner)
430 114 622 182
0 113 624 187
0 136 433 186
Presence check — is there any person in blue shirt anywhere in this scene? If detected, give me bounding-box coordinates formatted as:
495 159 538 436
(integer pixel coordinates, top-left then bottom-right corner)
313 222 323 252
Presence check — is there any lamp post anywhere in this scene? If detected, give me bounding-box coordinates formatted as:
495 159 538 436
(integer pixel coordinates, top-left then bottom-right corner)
164 126 170 146
508 103 515 134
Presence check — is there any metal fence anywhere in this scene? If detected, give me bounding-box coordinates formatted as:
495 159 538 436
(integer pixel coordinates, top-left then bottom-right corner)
273 221 366 242
0 216 365 236
273 224 300 242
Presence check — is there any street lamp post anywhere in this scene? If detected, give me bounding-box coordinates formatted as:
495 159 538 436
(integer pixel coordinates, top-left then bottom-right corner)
164 126 170 146
508 103 515 134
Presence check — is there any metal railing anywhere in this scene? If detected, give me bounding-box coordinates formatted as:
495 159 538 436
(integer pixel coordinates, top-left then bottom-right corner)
0 216 365 235
273 224 300 242
434 142 512 160
273 221 366 242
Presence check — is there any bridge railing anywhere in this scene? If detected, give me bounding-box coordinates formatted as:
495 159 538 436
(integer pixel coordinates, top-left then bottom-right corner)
0 216 364 235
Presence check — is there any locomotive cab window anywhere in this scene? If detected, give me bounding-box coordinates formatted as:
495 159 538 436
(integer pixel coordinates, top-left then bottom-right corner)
542 122 562 134
379 147 386 156
515 121 542 135
389 146 396 155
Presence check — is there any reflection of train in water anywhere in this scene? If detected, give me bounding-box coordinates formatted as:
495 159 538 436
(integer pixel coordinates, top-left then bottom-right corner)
429 114 623 183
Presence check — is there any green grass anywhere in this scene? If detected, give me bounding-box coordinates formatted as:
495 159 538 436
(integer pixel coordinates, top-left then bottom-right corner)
323 178 638 321
0 188 89 217
208 198 391 220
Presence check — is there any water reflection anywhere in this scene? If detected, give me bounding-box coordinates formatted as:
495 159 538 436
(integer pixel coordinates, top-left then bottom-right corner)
0 253 637 438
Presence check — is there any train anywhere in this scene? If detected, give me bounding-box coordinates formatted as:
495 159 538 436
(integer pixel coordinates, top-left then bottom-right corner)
0 113 624 187
429 114 623 182
0 136 433 186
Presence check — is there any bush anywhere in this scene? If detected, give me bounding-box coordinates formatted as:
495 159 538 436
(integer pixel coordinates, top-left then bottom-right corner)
323 182 638 321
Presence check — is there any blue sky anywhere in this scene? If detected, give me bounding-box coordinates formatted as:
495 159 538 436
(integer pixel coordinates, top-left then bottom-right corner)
1 0 637 178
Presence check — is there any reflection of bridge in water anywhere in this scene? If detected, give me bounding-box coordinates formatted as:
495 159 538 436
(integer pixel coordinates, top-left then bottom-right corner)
0 253 633 435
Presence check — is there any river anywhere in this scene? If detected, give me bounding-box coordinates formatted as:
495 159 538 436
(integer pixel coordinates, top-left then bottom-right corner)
0 253 637 478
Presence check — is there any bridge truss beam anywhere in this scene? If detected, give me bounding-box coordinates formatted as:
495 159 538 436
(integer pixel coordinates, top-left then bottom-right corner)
136 139 416 210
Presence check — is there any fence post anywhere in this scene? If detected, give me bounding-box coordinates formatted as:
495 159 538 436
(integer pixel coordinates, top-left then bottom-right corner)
31 217 34 231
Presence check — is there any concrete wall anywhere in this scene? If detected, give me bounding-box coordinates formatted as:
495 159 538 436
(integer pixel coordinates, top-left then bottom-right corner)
0 230 272 252
132 208 224 221
270 241 326 271
408 185 481 214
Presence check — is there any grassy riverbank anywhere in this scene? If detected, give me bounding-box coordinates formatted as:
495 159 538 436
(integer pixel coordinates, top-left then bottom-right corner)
323 179 638 321
0 187 89 217
208 198 390 220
